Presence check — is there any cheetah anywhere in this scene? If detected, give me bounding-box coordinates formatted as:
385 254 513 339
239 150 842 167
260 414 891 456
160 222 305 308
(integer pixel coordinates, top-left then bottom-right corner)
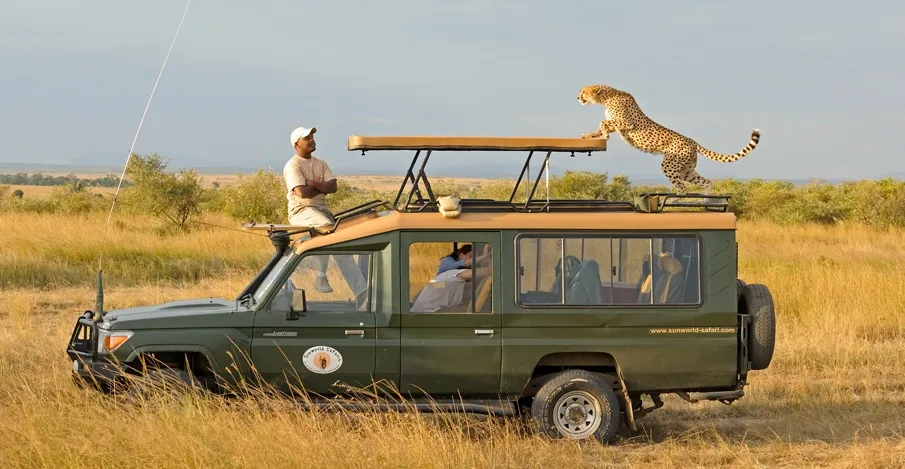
576 84 760 196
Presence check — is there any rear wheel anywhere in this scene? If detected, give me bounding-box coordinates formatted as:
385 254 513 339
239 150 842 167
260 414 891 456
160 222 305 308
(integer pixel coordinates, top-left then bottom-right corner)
529 369 621 444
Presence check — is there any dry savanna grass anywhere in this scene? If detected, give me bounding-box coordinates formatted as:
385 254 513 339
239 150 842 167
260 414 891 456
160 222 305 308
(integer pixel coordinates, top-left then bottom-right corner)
1 214 905 468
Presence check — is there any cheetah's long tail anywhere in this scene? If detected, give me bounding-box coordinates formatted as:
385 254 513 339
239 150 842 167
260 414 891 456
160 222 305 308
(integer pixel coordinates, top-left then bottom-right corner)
696 129 760 163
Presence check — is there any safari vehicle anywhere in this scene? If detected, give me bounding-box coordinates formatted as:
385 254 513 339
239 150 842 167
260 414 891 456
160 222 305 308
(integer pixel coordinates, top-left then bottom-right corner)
66 134 776 444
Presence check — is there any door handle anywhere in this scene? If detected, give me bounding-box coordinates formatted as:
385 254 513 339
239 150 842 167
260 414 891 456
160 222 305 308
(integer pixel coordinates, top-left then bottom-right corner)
345 329 365 337
475 329 494 336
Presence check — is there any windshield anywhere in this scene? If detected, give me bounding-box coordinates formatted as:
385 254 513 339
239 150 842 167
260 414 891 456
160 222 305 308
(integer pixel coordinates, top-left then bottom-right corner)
251 248 298 306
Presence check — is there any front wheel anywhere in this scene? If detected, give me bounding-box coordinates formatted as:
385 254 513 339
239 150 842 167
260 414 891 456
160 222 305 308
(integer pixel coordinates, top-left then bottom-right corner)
529 369 621 444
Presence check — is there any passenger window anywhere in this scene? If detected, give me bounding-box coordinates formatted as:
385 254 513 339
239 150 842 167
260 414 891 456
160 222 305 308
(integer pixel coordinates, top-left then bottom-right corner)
517 235 702 307
613 238 652 305
517 236 614 305
408 242 493 313
518 237 561 302
272 253 372 313
563 237 613 305
650 237 701 305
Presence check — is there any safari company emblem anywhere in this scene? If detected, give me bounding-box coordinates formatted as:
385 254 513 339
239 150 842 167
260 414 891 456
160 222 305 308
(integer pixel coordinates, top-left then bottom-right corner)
302 346 343 374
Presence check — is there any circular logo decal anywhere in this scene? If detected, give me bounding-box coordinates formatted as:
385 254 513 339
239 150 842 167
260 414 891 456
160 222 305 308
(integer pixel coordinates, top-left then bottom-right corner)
302 345 343 374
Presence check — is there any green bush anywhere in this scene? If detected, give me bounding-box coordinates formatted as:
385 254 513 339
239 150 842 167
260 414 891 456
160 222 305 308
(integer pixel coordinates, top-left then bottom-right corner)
206 169 286 224
120 153 208 231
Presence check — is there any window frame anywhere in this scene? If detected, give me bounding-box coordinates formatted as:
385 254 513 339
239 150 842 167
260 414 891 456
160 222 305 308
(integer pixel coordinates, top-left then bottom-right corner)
513 231 704 310
403 233 498 315
257 248 377 314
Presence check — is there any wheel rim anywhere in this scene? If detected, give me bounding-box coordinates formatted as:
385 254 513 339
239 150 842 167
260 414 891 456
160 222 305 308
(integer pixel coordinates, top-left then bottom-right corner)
552 390 602 439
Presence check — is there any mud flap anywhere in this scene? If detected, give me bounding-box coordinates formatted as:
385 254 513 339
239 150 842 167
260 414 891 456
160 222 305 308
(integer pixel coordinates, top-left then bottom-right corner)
615 362 636 432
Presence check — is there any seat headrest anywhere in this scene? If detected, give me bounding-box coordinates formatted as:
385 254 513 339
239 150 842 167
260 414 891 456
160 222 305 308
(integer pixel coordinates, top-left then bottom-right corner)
659 256 683 275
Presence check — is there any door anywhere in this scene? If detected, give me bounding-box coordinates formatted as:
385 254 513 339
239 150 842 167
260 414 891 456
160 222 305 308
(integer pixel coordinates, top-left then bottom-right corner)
252 250 377 396
399 231 502 397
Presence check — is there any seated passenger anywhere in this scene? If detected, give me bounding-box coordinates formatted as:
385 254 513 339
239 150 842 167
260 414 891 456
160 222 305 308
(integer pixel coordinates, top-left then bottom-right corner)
436 244 473 276
436 243 491 276
411 264 492 313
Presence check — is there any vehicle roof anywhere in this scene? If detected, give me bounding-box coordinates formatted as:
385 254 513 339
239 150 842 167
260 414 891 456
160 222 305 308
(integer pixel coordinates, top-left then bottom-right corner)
347 135 608 152
294 209 736 252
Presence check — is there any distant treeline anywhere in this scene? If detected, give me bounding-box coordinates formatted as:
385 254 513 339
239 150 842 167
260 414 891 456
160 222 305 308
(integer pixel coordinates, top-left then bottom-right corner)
0 172 128 188
2 154 905 231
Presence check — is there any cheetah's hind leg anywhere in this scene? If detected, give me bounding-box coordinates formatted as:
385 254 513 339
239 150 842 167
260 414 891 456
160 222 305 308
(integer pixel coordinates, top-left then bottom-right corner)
661 154 689 196
682 167 725 209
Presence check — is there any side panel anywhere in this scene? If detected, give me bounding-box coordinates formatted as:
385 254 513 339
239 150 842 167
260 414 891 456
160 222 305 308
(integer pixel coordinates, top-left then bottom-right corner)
251 309 377 394
501 229 739 394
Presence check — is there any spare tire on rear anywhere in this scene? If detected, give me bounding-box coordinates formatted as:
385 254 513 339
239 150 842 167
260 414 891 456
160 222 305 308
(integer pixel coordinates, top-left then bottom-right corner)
741 283 776 370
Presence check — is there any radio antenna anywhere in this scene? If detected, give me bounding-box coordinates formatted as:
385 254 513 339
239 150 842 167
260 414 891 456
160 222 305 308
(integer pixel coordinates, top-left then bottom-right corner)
93 0 192 321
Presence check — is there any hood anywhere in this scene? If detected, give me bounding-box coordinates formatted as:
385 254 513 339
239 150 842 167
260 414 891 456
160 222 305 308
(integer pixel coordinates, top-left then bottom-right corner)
102 298 247 330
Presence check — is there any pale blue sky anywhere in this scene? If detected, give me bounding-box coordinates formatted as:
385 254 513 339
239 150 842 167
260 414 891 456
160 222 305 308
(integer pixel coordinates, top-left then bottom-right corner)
2 0 903 181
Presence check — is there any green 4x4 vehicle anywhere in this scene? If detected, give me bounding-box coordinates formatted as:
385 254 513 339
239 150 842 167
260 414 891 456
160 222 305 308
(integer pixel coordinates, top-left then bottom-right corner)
67 135 776 444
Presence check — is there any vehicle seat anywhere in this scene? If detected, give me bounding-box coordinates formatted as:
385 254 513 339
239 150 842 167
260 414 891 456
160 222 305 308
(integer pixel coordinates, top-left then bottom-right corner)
566 260 604 305
637 254 685 304
467 275 493 313
637 253 667 304
653 256 685 304
550 255 581 297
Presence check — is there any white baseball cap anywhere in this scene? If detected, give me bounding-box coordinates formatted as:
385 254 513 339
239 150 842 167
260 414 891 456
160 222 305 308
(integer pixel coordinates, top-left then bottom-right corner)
290 126 317 146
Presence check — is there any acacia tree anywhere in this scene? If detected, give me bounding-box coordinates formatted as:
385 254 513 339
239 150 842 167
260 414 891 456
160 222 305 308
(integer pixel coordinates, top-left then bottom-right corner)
123 153 207 231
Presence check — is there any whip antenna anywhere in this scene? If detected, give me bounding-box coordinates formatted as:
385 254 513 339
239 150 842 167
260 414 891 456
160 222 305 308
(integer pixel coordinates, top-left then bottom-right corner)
93 0 192 321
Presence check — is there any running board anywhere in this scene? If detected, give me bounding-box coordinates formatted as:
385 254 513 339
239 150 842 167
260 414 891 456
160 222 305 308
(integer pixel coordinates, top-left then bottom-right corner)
295 398 517 416
675 390 744 405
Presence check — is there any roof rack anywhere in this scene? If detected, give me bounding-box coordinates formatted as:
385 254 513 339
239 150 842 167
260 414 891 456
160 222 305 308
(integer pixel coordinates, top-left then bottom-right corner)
632 193 731 213
347 135 614 213
243 135 732 239
348 135 732 215
348 135 608 153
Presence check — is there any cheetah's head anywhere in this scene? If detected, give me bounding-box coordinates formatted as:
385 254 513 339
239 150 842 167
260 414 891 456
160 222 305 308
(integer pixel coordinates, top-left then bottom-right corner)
577 84 620 105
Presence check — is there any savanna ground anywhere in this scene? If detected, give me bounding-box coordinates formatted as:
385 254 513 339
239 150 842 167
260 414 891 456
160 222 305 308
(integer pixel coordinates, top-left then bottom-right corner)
2 206 905 468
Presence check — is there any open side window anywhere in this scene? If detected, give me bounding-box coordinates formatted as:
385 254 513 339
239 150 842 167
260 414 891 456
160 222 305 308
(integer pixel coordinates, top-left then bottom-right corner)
406 240 494 314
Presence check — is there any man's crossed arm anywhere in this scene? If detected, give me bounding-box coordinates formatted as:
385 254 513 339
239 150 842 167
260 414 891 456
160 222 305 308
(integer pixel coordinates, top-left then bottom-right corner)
292 178 337 199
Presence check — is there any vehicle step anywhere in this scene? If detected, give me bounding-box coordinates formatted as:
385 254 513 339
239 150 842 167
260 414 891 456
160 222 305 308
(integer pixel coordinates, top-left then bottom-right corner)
295 397 517 416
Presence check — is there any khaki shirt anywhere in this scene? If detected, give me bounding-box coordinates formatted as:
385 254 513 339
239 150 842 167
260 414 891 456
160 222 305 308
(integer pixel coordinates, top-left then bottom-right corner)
283 154 335 215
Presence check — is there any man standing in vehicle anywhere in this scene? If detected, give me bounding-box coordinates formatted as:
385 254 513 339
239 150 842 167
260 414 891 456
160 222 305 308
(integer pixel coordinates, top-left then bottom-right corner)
283 125 365 299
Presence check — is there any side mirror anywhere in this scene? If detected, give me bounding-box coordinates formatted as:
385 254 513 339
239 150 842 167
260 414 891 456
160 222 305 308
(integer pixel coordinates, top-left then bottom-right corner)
288 289 307 320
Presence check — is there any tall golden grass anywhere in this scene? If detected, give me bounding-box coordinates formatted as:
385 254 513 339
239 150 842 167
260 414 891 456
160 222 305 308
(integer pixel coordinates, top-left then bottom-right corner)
2 214 905 467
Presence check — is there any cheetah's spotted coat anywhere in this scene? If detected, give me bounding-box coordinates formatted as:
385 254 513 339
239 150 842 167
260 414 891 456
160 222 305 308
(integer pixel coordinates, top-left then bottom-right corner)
577 84 760 195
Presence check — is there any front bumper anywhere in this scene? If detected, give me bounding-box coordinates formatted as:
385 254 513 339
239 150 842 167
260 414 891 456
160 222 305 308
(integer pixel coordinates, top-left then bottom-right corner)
66 312 124 390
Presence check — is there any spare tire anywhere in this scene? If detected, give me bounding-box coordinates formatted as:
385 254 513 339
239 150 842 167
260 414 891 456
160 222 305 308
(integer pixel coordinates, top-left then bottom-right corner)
741 283 776 370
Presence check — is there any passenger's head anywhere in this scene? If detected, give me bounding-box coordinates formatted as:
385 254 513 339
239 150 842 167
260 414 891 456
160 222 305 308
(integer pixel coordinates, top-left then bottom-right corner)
445 244 473 261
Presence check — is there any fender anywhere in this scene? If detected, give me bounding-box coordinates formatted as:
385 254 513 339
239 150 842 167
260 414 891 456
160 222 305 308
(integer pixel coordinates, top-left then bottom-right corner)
125 345 221 373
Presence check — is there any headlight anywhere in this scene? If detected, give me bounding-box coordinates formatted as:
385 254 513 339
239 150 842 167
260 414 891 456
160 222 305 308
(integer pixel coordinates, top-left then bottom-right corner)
97 330 134 354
